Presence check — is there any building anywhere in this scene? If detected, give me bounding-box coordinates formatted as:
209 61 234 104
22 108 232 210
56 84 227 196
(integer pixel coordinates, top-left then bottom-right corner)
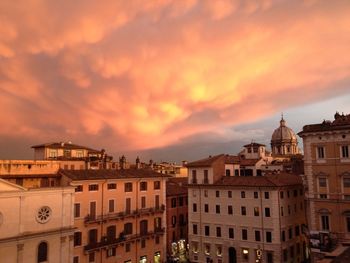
32 141 117 169
0 179 75 263
271 116 300 156
298 112 350 251
187 155 308 263
166 177 188 261
59 168 170 263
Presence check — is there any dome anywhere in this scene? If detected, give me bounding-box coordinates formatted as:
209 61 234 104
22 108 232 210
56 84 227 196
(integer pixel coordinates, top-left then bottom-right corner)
271 117 297 142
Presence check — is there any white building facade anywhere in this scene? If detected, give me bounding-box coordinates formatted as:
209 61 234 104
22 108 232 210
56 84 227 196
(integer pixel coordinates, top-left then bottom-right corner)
0 179 75 263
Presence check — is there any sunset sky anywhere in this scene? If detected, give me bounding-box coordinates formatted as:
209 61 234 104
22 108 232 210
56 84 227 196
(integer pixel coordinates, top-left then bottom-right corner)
0 0 350 162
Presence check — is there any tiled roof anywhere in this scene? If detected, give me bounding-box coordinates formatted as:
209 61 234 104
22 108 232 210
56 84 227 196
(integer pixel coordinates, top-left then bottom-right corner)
166 177 188 196
59 168 170 181
239 158 261 166
225 155 240 164
31 142 100 152
216 173 302 187
0 173 59 179
186 154 225 167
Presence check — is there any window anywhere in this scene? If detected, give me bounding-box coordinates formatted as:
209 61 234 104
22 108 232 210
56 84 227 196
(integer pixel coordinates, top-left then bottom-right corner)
280 191 284 199
171 216 176 227
288 228 292 239
140 182 147 191
88 252 95 263
346 216 350 232
344 178 350 188
254 207 259 216
124 222 133 235
283 249 288 262
38 242 48 262
229 228 234 239
204 170 209 183
74 203 80 218
241 191 246 198
265 192 270 199
107 225 116 240
154 181 161 189
319 178 327 187
254 191 258 199
107 247 116 257
204 190 208 197
255 230 261 241
73 256 79 263
205 226 210 236
225 169 231 176
295 225 300 236
216 227 221 237
235 169 239 176
193 224 198 235
265 207 271 217
155 195 160 208
228 205 233 215
341 145 349 158
293 190 298 197
216 191 220 197
228 190 232 198
241 206 246 216
125 243 131 252
288 205 291 214
204 244 210 255
281 207 284 216
89 184 98 191
141 196 146 208
179 197 184 206
88 229 98 244
317 146 325 159
266 231 272 243
140 220 148 235
192 170 197 184
267 252 273 263
320 194 328 199
290 246 294 259
75 185 83 192
321 215 329 231
193 203 197 212
125 198 131 214
171 198 176 208
216 205 220 214
125 182 133 192
242 229 248 240
141 239 146 248
281 230 286 242
204 204 209 213
107 183 116 190
154 217 162 231
108 199 115 213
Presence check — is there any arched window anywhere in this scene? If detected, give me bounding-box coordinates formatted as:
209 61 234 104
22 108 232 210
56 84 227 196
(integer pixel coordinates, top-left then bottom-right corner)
38 242 48 262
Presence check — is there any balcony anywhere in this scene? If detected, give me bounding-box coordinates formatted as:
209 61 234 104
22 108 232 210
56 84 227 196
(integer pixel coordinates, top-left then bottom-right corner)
84 228 165 251
84 205 166 224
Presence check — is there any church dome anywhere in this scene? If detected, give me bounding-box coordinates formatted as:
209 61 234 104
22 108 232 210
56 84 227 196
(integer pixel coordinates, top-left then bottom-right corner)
271 117 297 142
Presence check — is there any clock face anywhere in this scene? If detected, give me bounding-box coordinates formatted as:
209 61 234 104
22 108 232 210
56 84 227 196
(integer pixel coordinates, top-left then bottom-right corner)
36 206 52 224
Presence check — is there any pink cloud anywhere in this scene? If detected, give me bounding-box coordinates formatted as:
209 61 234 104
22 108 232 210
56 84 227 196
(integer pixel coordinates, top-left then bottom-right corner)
0 0 350 153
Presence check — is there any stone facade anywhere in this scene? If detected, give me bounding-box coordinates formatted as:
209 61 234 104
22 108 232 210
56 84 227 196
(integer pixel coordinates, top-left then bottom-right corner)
0 179 75 263
298 113 350 246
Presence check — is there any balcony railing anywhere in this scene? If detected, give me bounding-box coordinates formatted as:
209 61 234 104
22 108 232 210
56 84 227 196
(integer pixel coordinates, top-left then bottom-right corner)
84 228 165 251
84 205 166 224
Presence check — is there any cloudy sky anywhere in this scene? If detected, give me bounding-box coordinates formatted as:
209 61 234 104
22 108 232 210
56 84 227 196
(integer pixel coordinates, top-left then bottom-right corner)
0 0 349 163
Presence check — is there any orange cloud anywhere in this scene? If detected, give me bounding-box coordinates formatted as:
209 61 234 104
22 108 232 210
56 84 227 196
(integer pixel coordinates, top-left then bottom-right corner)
0 0 350 153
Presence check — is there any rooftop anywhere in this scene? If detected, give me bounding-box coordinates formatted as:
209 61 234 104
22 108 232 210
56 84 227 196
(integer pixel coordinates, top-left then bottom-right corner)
299 112 350 136
166 177 188 196
59 168 171 181
216 172 302 187
31 142 100 152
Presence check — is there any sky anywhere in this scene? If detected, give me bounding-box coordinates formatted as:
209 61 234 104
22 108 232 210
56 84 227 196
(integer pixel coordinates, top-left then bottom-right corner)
0 0 350 163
